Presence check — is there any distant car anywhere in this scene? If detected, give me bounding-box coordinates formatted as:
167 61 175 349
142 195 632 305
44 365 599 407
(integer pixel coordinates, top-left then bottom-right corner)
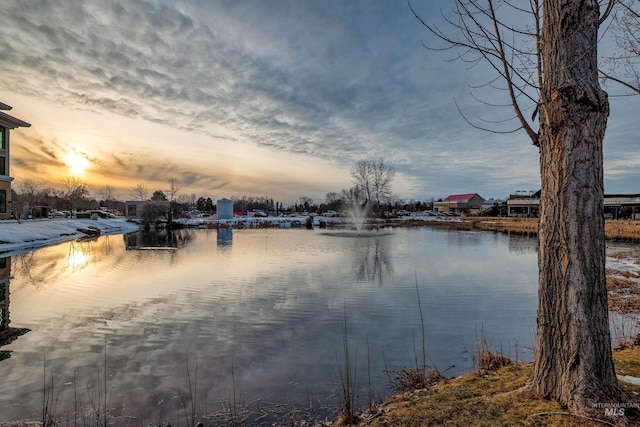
77 210 115 219
49 211 68 218
322 210 339 217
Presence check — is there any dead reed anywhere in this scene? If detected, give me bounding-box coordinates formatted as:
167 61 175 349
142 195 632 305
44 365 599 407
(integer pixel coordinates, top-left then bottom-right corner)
473 325 513 372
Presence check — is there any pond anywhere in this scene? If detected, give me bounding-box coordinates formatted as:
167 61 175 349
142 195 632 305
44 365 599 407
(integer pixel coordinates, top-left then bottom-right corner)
0 226 540 424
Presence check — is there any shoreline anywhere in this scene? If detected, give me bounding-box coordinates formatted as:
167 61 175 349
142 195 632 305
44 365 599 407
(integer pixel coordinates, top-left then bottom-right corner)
0 218 140 256
389 216 640 241
0 217 639 425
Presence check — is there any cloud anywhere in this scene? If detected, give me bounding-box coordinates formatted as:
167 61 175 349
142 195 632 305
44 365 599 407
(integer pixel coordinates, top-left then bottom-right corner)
1 0 637 200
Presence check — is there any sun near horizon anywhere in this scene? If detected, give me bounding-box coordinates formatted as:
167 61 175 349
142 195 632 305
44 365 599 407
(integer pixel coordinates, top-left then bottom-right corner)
62 151 91 176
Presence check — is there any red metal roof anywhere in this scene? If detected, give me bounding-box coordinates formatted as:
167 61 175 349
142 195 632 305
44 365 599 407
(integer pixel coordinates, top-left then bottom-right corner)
444 193 479 202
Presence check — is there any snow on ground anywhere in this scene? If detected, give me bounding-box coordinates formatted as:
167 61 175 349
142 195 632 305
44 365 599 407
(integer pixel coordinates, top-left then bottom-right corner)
0 213 443 256
0 218 140 256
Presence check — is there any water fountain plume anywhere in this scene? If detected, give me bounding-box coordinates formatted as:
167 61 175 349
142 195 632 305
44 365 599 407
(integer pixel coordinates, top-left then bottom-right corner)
348 201 370 235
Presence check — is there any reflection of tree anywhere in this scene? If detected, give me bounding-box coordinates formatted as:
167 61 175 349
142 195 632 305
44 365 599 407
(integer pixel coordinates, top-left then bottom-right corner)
124 229 194 250
0 257 29 360
354 237 393 285
13 252 42 286
66 240 97 271
506 235 538 255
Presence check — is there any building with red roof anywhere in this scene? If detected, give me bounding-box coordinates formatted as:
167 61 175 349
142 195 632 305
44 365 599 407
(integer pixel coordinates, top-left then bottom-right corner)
433 193 485 215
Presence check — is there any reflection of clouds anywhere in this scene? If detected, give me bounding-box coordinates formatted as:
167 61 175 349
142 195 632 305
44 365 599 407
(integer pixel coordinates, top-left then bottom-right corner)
0 227 545 422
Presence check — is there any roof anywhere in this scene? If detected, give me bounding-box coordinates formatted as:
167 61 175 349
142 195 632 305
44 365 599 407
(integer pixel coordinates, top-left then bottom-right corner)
0 104 31 128
444 193 482 202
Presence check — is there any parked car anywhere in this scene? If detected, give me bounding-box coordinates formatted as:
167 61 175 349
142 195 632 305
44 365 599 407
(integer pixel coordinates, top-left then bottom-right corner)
49 211 68 218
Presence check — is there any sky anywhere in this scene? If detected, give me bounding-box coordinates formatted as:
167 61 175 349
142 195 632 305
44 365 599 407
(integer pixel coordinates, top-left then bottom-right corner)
0 0 638 204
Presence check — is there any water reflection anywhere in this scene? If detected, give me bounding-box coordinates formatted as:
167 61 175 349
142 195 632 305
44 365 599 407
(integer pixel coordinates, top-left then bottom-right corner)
217 226 233 247
0 228 543 424
125 229 194 250
0 257 10 333
0 257 29 361
353 236 393 285
506 233 538 254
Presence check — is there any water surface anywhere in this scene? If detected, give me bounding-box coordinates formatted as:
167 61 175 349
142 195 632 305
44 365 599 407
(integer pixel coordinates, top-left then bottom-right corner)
0 227 539 424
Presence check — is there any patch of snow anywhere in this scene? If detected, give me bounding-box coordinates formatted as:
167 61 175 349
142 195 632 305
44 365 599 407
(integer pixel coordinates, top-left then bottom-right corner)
0 218 140 256
617 375 640 386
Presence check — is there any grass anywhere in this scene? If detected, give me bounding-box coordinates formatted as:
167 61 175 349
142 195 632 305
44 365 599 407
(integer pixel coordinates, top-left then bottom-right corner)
412 217 640 241
360 346 640 427
335 303 360 426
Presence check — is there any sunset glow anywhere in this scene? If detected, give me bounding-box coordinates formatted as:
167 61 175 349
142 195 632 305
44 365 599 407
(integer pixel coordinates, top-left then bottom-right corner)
0 1 637 202
63 152 91 176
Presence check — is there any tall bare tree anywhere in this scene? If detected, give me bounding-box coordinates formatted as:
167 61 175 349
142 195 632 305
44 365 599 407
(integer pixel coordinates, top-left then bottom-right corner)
129 183 149 201
166 177 182 202
602 0 640 94
350 159 395 212
412 0 635 416
351 160 374 204
97 185 115 202
16 177 43 206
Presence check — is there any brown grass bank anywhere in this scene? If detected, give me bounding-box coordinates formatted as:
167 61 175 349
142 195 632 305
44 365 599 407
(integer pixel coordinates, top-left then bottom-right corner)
398 217 640 241
345 346 640 427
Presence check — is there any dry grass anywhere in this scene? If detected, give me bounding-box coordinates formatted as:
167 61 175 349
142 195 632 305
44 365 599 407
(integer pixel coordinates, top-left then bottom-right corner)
477 351 513 372
607 273 640 314
386 367 444 394
606 220 640 240
405 217 539 235
357 347 640 427
414 217 640 241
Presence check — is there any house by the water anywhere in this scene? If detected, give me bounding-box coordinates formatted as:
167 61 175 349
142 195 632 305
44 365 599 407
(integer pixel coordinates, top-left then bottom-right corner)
0 102 30 220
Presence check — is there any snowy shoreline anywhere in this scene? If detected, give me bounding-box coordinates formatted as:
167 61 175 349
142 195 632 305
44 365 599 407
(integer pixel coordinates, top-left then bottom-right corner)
0 218 141 256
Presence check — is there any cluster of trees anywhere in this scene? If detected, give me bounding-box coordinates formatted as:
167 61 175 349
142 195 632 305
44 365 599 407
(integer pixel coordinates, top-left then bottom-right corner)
11 175 195 220
295 158 398 216
11 158 404 220
11 177 124 217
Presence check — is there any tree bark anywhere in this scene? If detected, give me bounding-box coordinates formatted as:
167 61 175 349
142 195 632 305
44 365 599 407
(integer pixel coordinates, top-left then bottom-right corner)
526 0 625 415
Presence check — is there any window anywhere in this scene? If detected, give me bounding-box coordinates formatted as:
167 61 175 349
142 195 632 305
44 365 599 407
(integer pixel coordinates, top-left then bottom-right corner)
0 156 5 176
0 189 5 214
0 128 5 150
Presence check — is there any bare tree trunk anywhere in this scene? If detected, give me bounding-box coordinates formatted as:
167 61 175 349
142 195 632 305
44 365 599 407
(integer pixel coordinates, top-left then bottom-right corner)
526 0 625 415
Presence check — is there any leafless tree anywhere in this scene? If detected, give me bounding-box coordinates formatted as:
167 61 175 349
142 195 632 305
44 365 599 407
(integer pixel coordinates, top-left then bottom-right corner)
296 196 314 211
15 177 43 205
60 176 90 211
602 0 640 94
341 186 366 207
412 0 633 415
351 160 374 204
129 183 149 201
60 176 89 199
166 177 182 202
97 185 116 202
350 159 395 211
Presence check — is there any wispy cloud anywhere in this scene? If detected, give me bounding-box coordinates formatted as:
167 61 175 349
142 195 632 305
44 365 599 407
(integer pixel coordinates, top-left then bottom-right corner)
1 0 636 200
